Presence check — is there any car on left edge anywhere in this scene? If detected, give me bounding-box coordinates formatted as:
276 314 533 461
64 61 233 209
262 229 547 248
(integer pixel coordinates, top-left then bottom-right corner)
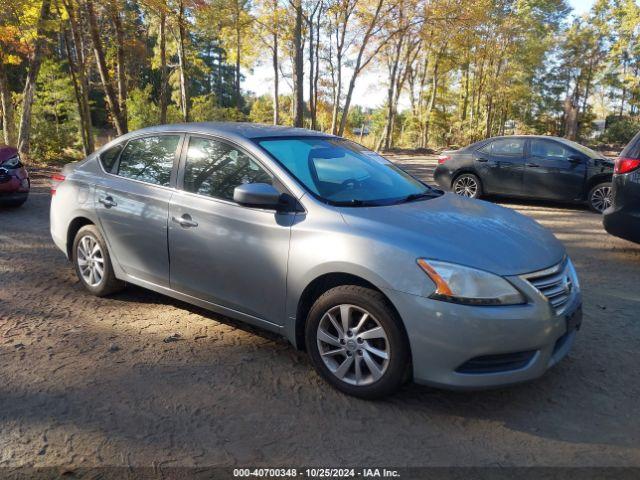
0 145 30 207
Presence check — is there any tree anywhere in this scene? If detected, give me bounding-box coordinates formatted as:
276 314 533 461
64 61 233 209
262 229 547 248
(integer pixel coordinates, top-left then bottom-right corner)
17 0 52 155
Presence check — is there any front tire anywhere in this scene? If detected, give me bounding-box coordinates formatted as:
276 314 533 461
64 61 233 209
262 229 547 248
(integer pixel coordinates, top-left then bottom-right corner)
305 285 410 399
72 225 124 296
588 182 612 213
452 173 482 199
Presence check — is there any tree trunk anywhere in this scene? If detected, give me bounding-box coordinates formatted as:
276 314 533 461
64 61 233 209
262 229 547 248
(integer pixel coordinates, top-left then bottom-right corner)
17 0 52 156
86 0 126 135
111 2 128 132
159 9 168 124
177 0 189 122
423 50 442 147
336 0 385 137
312 8 320 130
66 0 94 154
461 61 470 121
272 23 279 125
381 38 404 150
62 25 92 155
308 11 315 129
0 63 17 146
292 0 304 127
235 5 241 109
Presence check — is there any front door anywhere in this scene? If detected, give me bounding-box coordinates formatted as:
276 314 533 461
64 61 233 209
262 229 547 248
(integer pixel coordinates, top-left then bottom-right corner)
168 135 293 326
474 137 526 194
95 134 182 287
523 139 586 200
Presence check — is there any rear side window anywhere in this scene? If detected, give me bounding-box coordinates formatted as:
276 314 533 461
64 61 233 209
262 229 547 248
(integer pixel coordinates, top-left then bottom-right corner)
100 143 124 173
183 136 272 201
530 139 571 158
480 138 525 156
117 135 180 186
620 131 640 159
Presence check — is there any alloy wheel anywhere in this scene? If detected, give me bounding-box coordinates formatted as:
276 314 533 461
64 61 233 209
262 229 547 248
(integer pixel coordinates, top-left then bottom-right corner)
76 235 105 287
591 185 612 213
316 304 390 386
453 176 478 197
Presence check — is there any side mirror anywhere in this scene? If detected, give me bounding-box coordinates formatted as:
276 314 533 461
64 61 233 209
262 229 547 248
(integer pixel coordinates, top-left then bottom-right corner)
233 183 282 209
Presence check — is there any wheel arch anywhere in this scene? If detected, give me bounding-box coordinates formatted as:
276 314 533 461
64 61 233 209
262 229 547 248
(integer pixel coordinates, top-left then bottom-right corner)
293 272 406 353
451 169 482 188
585 173 613 198
66 216 95 259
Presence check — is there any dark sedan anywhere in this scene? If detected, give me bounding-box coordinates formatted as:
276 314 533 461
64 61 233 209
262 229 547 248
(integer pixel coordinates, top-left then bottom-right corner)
0 145 30 207
603 130 640 243
434 136 614 213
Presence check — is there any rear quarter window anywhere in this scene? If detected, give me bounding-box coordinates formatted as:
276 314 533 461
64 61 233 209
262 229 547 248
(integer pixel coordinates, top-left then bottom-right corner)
620 131 640 159
99 143 124 173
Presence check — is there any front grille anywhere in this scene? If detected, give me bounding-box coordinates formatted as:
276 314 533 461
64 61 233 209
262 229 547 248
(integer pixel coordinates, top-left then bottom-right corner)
522 261 573 314
456 350 536 374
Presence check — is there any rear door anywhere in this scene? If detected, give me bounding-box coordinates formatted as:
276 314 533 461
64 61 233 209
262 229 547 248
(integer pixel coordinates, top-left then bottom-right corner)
474 138 526 194
523 138 586 200
168 135 293 325
95 134 182 287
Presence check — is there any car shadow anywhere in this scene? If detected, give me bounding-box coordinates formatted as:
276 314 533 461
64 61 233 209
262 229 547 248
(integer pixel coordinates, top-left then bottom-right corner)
60 284 639 452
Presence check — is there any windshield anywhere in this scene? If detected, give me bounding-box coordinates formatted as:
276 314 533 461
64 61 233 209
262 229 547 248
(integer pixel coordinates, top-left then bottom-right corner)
557 138 603 159
256 137 434 206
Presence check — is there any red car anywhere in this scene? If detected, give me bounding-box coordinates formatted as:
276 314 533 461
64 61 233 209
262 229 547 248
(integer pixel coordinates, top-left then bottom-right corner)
0 145 29 207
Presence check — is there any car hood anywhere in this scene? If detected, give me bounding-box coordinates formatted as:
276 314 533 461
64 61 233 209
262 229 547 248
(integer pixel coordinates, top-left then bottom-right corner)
339 193 565 276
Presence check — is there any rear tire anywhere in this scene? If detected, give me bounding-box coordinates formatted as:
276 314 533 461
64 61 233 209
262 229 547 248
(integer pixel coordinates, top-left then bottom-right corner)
452 173 482 199
72 225 124 296
305 285 410 399
588 182 612 213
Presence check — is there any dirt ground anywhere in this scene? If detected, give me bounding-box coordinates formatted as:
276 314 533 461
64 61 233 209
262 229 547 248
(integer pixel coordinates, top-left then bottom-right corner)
1 155 639 469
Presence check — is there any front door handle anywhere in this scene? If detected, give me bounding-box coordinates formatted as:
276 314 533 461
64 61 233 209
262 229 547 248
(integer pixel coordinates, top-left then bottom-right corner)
477 157 489 162
172 214 198 228
99 196 117 208
526 162 540 167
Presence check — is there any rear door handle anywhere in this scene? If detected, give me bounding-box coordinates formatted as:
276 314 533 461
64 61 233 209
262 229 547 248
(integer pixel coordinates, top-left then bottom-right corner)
172 214 198 228
477 157 488 162
526 163 540 167
99 196 117 208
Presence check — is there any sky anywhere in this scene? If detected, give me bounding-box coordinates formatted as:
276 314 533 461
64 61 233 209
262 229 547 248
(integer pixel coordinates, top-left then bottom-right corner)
244 0 597 110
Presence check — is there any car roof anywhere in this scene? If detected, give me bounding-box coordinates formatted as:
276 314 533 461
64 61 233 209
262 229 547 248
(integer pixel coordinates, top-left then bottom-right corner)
127 122 333 141
484 135 566 141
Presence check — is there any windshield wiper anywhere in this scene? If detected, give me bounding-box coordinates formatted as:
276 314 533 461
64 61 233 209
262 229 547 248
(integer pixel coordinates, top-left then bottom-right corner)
330 199 379 207
398 191 439 203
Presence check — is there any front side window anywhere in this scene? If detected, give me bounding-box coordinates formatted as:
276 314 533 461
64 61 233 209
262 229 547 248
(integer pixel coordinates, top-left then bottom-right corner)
531 139 571 158
183 137 272 201
257 137 434 206
100 143 124 173
117 135 180 186
480 138 525 156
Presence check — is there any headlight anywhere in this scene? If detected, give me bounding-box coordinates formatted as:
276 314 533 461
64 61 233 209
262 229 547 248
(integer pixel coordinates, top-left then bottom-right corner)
1 154 21 168
417 259 525 306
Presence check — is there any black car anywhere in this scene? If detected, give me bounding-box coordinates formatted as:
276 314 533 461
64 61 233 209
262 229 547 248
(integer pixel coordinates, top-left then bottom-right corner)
434 135 614 213
603 131 640 243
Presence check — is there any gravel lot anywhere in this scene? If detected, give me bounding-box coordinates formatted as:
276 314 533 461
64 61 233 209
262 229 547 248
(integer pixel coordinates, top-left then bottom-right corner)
1 155 639 469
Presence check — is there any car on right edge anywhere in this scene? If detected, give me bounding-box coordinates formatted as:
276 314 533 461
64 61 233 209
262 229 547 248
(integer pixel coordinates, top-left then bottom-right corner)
603 130 640 243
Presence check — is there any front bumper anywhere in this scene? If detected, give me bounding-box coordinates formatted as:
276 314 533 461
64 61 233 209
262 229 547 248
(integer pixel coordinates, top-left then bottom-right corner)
0 166 30 195
383 275 582 390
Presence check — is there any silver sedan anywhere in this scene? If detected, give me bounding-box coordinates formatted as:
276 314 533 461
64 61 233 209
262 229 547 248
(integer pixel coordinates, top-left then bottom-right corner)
50 123 582 398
